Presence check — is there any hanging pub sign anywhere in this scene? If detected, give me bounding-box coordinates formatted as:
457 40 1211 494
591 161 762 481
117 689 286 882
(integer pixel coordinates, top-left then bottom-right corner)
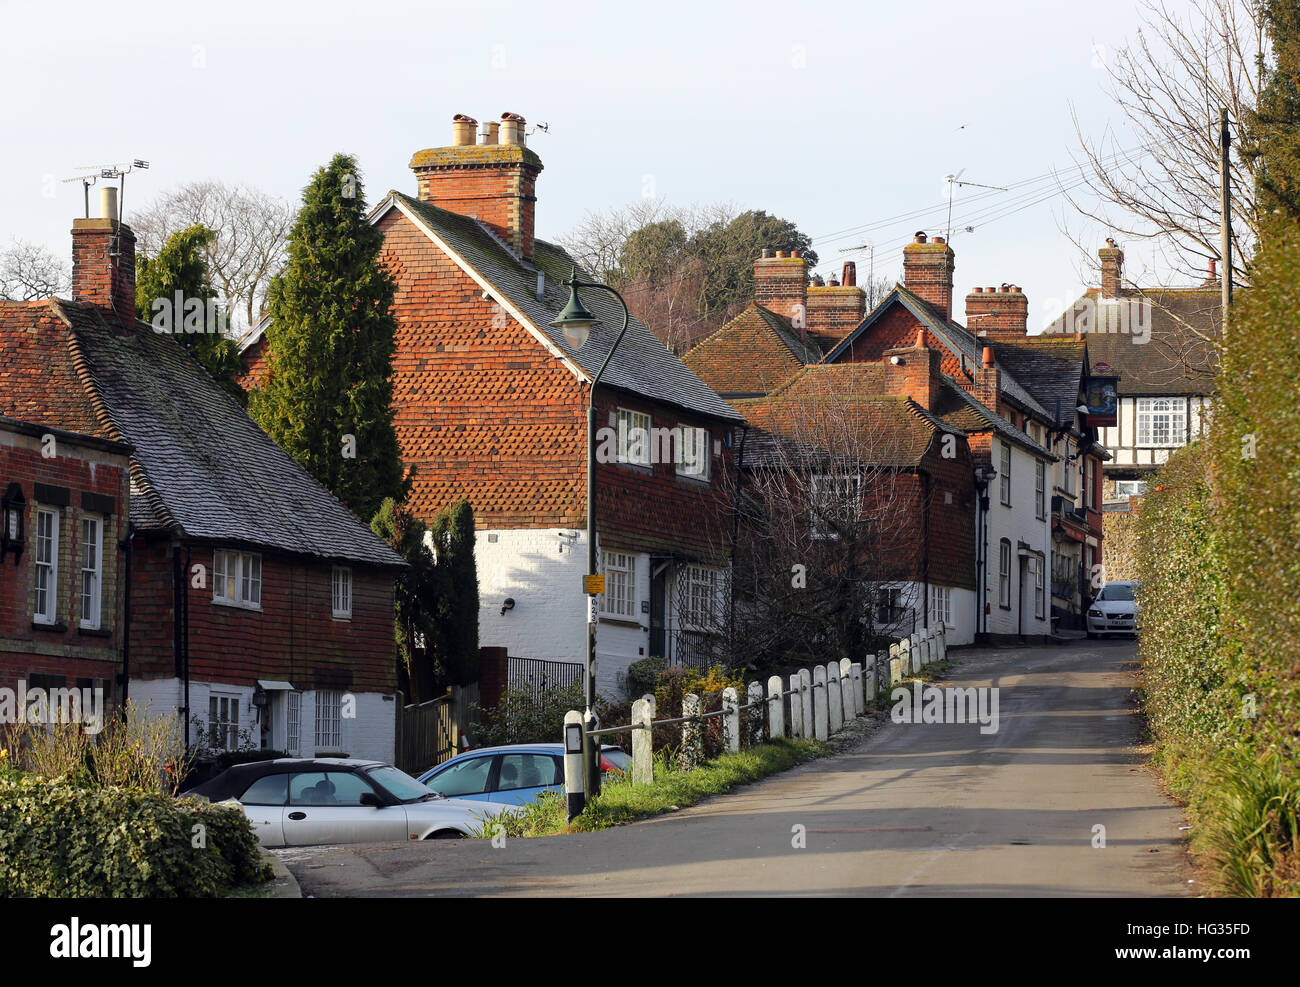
1081 367 1119 427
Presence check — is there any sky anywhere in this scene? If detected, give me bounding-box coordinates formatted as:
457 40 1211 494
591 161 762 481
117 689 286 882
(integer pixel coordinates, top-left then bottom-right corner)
0 0 1200 330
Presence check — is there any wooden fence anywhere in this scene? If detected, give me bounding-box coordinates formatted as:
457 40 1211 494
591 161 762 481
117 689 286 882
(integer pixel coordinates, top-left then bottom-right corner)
395 682 479 774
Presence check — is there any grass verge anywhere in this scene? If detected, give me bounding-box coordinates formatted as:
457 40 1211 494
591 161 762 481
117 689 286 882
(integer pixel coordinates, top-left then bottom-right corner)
473 737 831 838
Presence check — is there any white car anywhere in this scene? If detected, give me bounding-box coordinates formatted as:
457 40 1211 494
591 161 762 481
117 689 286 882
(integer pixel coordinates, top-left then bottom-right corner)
182 757 505 846
1087 580 1139 638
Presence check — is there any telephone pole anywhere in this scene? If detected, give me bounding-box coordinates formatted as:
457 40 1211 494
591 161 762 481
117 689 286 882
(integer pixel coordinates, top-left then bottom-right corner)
1219 107 1233 332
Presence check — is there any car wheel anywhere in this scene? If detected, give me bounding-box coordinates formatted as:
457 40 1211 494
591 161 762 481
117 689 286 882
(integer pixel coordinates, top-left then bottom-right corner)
428 829 464 840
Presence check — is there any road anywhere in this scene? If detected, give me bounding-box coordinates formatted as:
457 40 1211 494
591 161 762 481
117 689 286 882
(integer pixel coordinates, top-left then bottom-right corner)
283 638 1193 897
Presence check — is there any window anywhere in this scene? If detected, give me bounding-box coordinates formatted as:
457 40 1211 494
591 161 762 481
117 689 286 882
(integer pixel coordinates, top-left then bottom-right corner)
1032 557 1046 618
285 692 301 756
33 508 59 624
208 693 240 750
810 474 861 539
1064 458 1076 495
1035 461 1046 520
600 551 637 618
80 515 102 629
426 754 496 797
1114 480 1147 499
239 774 288 806
998 540 1011 608
929 585 951 626
331 566 352 619
876 588 903 625
289 771 374 807
1136 397 1186 447
615 408 651 466
682 565 723 632
999 444 1012 505
314 690 341 751
497 753 561 792
676 425 709 480
214 550 262 608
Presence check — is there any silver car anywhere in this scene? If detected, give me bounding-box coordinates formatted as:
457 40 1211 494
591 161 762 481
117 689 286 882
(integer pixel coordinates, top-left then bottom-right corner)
1087 580 1139 638
182 757 504 846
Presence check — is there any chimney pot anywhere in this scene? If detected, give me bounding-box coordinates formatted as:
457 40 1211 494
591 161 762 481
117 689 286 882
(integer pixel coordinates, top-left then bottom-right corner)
480 121 500 145
451 114 477 146
500 112 526 146
973 286 984 293
99 186 118 222
842 261 856 287
934 235 946 245
776 250 787 259
761 248 770 258
982 345 995 367
914 231 928 243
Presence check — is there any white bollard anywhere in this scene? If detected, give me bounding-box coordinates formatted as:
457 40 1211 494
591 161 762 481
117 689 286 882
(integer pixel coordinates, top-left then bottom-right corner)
827 662 843 734
681 693 702 770
839 658 856 718
722 687 740 754
747 681 764 746
921 633 931 668
799 668 813 737
813 665 829 741
938 625 947 662
789 674 803 738
767 675 785 739
849 661 865 715
631 695 654 786
563 709 586 821
909 634 921 674
890 656 903 686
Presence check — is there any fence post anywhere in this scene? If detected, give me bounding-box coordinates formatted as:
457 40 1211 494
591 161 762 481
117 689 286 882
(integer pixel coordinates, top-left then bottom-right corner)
849 661 864 716
563 709 585 822
631 694 654 786
722 687 740 754
920 632 931 668
827 662 843 733
938 625 947 662
799 668 813 735
747 681 764 746
767 675 785 739
681 693 702 771
839 658 856 719
813 665 829 741
788 674 803 738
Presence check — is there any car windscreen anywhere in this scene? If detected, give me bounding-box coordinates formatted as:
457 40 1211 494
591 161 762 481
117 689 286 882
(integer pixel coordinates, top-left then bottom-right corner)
367 765 437 802
1098 584 1134 601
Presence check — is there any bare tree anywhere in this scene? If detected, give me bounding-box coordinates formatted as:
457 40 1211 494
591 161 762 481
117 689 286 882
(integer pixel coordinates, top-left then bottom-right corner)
0 239 70 300
705 369 932 673
131 181 296 332
1066 0 1265 288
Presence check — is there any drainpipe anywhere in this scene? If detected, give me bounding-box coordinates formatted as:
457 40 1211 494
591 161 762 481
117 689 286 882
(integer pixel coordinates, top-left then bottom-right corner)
119 523 133 712
172 541 191 748
729 425 749 666
920 468 931 630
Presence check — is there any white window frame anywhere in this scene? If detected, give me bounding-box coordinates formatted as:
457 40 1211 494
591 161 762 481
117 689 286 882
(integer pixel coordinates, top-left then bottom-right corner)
213 550 262 609
314 690 341 751
285 691 302 756
676 425 710 480
331 565 352 619
1114 480 1147 499
929 585 951 627
1136 397 1186 448
33 507 59 624
1033 556 1046 619
998 540 1011 608
208 693 240 751
1035 460 1046 520
810 473 861 539
681 564 724 632
999 443 1012 506
600 551 637 618
615 408 652 467
80 514 103 630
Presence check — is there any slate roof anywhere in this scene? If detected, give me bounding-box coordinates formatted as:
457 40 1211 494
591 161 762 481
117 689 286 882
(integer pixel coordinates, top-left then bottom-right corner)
379 192 742 423
823 285 1053 420
681 302 821 398
932 377 1054 459
984 337 1086 429
1045 288 1220 396
732 364 965 470
0 298 403 568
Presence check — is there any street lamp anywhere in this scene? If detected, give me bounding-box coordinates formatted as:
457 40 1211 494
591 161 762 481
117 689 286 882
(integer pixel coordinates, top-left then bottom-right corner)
550 266 633 801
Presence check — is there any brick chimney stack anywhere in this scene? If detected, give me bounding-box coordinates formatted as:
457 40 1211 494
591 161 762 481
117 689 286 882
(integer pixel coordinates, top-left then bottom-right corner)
411 112 543 260
71 185 136 326
974 343 1000 412
1099 238 1124 298
753 249 809 335
902 231 955 320
965 284 1028 339
883 328 941 411
805 261 866 348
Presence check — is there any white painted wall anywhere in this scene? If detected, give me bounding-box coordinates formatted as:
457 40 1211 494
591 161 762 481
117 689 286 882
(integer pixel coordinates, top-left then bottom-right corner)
982 440 1053 639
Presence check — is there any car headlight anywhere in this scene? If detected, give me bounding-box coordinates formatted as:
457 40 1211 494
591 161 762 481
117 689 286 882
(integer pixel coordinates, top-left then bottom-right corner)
1088 609 1103 617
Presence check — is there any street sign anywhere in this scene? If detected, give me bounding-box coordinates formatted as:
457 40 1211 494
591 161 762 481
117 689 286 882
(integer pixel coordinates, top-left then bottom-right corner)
584 574 605 595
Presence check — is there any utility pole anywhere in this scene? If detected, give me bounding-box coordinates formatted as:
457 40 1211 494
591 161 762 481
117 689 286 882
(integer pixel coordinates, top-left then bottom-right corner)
1219 107 1233 332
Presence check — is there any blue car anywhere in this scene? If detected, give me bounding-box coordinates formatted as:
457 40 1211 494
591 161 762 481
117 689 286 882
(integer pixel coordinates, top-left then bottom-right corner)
417 743 631 807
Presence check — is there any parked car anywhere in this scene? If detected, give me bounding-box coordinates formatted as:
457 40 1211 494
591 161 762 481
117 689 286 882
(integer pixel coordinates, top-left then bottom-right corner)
417 744 632 807
181 757 503 846
1087 580 1140 638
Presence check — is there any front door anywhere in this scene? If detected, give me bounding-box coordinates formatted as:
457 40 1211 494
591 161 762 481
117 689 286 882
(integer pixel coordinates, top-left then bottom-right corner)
649 564 667 658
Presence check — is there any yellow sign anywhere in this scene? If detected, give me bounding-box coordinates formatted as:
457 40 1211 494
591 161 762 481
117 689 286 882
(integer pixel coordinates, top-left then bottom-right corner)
584 574 605 595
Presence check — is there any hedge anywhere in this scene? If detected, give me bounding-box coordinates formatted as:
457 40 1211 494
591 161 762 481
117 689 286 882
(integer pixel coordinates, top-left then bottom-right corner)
0 777 271 897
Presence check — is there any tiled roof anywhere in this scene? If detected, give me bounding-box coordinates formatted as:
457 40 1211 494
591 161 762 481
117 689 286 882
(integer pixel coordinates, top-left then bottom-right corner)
984 337 1085 428
823 285 1053 420
932 378 1054 458
380 193 742 423
681 302 820 398
733 364 964 470
1045 288 1220 396
0 299 402 568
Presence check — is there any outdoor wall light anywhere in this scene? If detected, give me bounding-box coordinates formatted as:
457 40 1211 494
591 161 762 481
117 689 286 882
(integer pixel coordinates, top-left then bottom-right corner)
1 483 25 564
500 597 516 616
890 355 902 365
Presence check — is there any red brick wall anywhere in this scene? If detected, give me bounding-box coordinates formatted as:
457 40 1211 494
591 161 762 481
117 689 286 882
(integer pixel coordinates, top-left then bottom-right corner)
71 220 135 326
965 286 1028 339
829 305 966 379
806 285 866 349
0 433 128 693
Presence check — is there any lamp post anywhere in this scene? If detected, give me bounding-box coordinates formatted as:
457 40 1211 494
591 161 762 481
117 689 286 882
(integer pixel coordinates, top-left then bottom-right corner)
550 267 632 801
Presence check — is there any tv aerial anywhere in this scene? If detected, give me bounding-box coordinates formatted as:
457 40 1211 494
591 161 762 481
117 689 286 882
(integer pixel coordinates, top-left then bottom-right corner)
62 159 150 219
944 168 1006 242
